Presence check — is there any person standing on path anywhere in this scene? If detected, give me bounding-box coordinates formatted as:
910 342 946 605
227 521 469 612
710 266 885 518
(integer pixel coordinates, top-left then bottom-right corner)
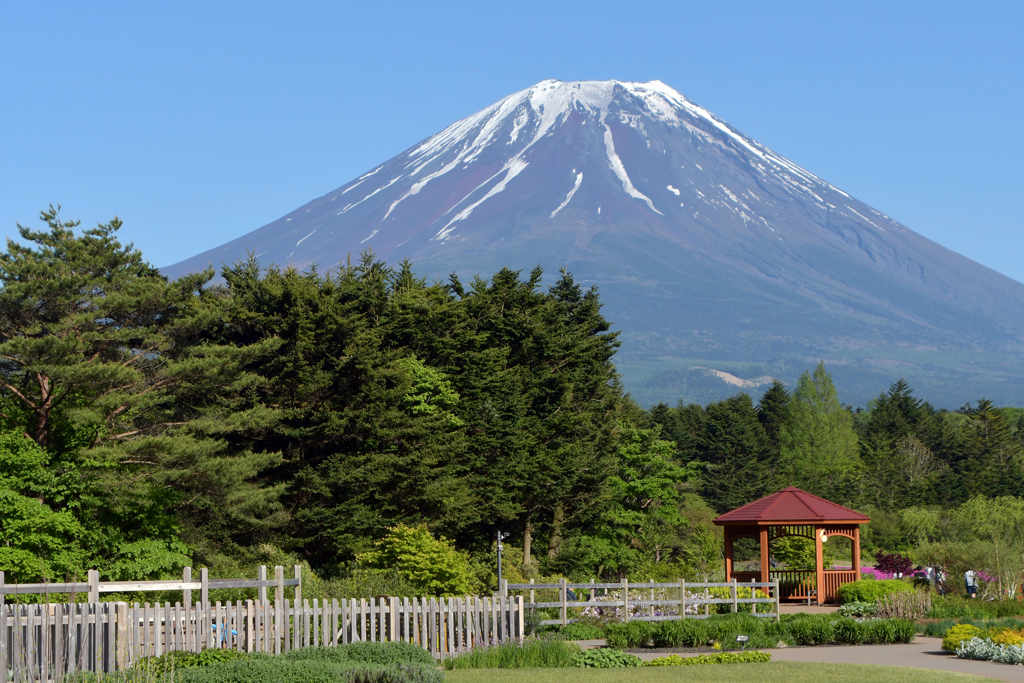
965 569 978 598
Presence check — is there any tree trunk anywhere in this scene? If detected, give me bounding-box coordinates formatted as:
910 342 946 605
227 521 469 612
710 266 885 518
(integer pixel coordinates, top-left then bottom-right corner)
548 504 564 560
523 516 534 568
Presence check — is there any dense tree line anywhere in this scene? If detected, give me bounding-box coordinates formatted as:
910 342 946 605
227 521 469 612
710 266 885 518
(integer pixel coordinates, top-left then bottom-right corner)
2 210 1023 590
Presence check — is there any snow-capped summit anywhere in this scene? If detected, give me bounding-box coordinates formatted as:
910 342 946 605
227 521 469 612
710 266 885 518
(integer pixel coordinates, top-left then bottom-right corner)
164 79 1024 407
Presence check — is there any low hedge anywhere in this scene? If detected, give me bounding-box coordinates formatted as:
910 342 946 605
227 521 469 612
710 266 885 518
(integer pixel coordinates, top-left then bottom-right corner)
168 640 442 683
558 623 606 640
610 613 915 650
179 659 443 683
929 596 1024 619
281 642 435 667
133 648 248 675
646 652 771 666
922 617 1024 639
442 635 578 669
836 579 913 604
604 621 658 648
572 649 643 668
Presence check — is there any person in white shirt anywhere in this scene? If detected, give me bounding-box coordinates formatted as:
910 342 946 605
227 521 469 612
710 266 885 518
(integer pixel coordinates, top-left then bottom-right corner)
965 569 978 598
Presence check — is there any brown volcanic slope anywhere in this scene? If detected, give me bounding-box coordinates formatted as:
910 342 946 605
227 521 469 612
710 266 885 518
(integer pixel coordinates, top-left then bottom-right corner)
164 80 1024 407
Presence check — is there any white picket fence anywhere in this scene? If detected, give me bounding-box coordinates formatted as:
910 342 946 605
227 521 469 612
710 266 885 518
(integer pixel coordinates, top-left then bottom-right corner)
2 595 524 681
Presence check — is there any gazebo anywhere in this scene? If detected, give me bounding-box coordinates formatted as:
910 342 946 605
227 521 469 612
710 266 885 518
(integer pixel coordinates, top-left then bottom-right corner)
713 487 870 604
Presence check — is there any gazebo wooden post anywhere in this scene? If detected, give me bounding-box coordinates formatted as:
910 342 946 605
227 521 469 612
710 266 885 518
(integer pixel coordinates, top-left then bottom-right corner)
759 527 770 585
814 525 824 605
724 526 734 580
853 525 862 581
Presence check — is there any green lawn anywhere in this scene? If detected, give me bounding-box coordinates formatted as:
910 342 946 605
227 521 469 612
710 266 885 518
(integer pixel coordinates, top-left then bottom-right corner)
445 662 999 683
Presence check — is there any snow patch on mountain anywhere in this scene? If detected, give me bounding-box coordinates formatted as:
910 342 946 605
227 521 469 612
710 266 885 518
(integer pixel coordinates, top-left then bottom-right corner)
603 123 662 215
551 172 584 218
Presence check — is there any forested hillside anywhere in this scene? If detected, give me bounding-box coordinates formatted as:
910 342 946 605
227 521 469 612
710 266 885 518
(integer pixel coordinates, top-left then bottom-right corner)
3 210 1024 594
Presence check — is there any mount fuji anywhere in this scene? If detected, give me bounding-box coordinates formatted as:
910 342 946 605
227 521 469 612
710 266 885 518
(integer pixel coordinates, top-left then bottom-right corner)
164 79 1024 407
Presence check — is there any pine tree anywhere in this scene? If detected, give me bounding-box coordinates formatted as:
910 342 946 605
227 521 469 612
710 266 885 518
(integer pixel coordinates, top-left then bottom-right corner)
699 393 775 511
0 209 284 577
781 362 860 502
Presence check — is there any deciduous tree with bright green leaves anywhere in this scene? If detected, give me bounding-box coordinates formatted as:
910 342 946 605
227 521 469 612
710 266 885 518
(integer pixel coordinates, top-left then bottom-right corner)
358 524 478 596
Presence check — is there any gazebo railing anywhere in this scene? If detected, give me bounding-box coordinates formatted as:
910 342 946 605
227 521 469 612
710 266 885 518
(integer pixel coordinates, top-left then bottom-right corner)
731 569 859 602
821 570 857 601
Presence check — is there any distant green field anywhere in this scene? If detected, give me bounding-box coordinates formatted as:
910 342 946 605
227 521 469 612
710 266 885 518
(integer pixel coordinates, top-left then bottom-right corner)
446 662 999 683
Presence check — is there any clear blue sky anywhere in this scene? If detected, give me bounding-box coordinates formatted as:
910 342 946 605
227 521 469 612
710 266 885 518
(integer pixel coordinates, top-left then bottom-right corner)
3 1 1022 280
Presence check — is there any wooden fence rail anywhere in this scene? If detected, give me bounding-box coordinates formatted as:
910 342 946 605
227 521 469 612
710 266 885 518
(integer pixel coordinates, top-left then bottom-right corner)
2 595 524 681
504 578 780 625
0 566 301 606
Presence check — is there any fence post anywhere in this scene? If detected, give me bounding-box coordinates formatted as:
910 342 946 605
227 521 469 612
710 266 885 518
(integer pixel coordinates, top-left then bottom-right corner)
590 578 595 601
679 578 686 620
88 569 100 603
258 565 267 604
731 578 738 613
390 597 398 642
774 580 780 622
560 578 567 626
275 566 284 607
750 578 756 614
529 578 535 608
294 565 302 606
116 602 128 669
182 567 192 607
622 578 629 623
200 568 209 607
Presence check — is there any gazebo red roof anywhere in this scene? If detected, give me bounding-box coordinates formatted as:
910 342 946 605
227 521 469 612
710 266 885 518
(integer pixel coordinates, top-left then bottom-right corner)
713 487 870 525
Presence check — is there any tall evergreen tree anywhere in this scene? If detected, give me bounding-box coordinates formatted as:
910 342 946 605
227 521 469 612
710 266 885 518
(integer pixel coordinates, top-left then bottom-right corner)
0 208 282 579
757 380 791 462
699 394 775 511
781 362 860 502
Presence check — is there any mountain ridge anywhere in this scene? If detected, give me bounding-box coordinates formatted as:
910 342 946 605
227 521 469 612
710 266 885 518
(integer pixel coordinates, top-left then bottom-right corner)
164 79 1024 407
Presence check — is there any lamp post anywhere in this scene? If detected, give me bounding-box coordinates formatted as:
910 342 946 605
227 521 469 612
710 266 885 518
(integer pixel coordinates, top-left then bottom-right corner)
497 531 508 595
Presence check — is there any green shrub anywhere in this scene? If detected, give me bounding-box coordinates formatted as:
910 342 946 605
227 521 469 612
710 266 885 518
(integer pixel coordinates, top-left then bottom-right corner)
133 648 247 674
787 615 834 646
283 642 435 667
604 620 657 648
943 624 985 652
835 601 876 618
836 579 913 604
179 659 443 683
923 617 1024 638
572 649 643 668
831 618 864 645
646 652 771 666
859 618 915 644
653 620 712 648
357 524 478 596
558 623 605 640
442 635 578 669
930 596 1024 619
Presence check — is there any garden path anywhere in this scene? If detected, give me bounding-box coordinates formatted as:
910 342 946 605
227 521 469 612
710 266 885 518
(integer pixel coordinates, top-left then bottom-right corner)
766 637 1021 682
